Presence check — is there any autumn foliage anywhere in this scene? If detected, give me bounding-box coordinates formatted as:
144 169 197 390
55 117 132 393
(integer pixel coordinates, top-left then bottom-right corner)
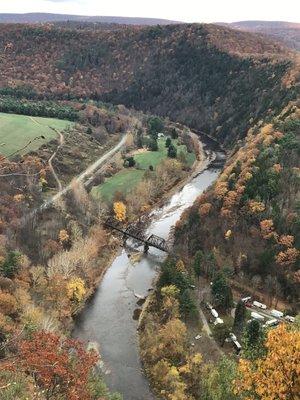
14 330 98 400
113 201 126 222
235 324 300 400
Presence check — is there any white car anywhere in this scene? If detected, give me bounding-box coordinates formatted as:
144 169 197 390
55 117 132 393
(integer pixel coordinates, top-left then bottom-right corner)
241 296 251 303
285 315 295 323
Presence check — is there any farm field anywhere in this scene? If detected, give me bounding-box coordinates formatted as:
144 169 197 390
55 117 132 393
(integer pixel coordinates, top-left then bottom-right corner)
93 138 196 203
0 112 73 157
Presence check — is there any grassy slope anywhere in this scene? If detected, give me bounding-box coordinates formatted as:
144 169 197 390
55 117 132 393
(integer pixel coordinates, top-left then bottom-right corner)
93 138 195 202
0 112 73 156
93 169 145 202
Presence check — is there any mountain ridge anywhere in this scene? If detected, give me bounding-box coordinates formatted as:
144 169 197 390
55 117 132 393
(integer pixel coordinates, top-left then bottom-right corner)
218 20 300 51
0 23 297 146
0 12 180 25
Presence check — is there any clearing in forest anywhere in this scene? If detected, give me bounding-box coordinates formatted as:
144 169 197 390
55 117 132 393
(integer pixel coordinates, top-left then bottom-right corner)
93 138 196 203
0 112 73 157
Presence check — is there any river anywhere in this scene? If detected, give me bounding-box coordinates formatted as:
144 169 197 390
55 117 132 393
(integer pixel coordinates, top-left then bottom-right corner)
73 145 224 400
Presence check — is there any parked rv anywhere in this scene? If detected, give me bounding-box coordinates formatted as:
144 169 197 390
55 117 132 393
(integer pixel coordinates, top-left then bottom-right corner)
211 309 219 318
270 309 284 318
264 319 279 328
233 340 242 354
251 311 265 321
253 301 267 310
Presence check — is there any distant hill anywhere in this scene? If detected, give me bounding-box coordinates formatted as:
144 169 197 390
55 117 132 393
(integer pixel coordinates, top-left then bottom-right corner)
0 23 296 146
217 21 300 51
0 12 179 25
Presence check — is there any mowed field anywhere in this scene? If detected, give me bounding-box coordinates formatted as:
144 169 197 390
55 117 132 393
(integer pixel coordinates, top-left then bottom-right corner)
93 138 196 203
0 112 73 157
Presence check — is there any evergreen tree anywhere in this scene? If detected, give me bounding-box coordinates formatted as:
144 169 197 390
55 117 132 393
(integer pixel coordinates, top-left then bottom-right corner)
233 301 246 333
242 319 266 360
171 128 178 139
148 138 158 151
211 272 233 312
193 250 204 281
168 144 177 158
148 116 164 138
165 137 172 147
124 156 136 167
213 321 232 347
179 289 196 319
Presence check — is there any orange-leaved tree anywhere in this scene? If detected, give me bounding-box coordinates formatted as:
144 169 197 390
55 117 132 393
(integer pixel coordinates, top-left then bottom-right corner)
235 323 300 400
14 330 98 400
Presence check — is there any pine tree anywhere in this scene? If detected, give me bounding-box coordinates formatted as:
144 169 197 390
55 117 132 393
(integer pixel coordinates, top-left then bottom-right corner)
233 300 246 333
193 250 204 281
242 319 266 360
165 137 172 147
168 144 177 158
211 272 233 312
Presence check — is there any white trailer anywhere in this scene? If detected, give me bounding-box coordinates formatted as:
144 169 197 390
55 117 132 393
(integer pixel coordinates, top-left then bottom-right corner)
253 301 267 310
264 319 279 328
251 311 265 321
271 309 284 318
241 296 251 303
233 340 242 354
211 309 219 318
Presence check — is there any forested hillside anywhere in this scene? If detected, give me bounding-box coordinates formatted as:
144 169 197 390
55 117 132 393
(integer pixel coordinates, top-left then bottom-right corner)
220 21 300 51
0 23 298 145
176 102 300 307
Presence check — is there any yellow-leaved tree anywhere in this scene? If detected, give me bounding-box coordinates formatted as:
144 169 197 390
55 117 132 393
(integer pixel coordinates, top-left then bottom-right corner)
67 277 86 302
113 201 126 222
235 323 300 400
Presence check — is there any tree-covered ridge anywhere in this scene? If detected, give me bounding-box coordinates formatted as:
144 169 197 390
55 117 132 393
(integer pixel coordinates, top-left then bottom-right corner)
176 103 300 306
0 23 297 145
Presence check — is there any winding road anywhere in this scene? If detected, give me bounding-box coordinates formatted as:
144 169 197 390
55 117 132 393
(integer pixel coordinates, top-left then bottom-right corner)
41 133 127 209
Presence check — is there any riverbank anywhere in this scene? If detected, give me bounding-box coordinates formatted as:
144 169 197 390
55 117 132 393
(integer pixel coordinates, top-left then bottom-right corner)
73 141 222 399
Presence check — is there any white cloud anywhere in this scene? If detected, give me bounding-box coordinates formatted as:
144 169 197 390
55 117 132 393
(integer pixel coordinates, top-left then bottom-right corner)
0 0 299 23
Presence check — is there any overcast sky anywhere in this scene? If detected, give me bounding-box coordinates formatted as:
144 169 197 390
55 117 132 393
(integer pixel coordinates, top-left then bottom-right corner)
0 0 299 23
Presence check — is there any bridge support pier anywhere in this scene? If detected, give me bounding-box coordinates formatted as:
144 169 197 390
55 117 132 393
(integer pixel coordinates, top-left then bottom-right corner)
144 243 149 253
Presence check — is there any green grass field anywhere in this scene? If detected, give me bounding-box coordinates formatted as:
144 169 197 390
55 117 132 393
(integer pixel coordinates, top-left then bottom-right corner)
93 138 196 203
0 112 73 157
134 138 195 169
92 169 145 203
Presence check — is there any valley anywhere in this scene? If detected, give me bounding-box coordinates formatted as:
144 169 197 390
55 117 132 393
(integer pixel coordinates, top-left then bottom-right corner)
0 16 299 400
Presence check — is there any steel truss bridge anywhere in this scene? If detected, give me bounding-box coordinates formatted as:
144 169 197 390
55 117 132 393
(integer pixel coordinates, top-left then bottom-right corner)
104 217 169 253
